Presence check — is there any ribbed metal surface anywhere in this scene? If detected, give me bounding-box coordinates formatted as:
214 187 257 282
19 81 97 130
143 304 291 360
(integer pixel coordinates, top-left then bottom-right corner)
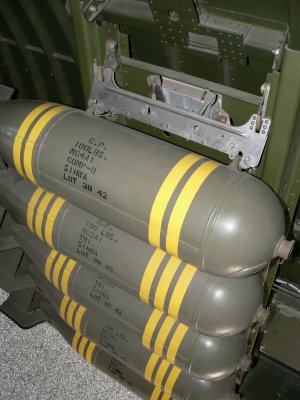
0 0 84 108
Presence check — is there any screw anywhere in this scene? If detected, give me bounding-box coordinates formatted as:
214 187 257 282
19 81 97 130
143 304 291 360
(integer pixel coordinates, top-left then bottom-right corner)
95 102 105 115
89 5 97 13
217 115 228 123
140 105 149 115
260 83 269 95
108 40 118 50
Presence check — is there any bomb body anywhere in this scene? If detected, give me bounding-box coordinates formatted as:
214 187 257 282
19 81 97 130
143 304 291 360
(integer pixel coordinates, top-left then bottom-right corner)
42 303 238 400
12 224 247 381
32 270 245 389
0 171 266 336
0 100 289 277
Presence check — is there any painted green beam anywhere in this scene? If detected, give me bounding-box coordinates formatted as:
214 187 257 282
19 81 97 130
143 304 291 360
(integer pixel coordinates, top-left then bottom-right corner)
262 47 300 193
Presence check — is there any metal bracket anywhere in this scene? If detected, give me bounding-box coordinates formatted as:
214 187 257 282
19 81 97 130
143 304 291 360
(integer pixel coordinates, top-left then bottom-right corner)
0 245 34 293
88 40 272 169
81 0 112 23
272 33 289 71
0 235 19 251
0 84 14 100
0 287 46 329
151 75 231 123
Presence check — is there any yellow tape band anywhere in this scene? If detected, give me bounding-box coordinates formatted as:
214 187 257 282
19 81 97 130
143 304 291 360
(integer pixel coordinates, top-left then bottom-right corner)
161 393 171 400
23 105 66 184
52 254 67 290
13 103 54 176
145 353 160 382
168 264 197 319
148 153 201 248
27 187 45 233
35 192 54 240
166 324 188 364
78 336 89 358
85 342 96 363
154 257 181 311
59 296 70 321
154 317 176 357
154 359 170 389
166 160 219 256
44 196 66 248
44 249 58 282
140 249 165 304
60 259 76 296
66 300 77 327
164 366 181 395
142 309 164 349
74 305 86 332
150 387 164 400
72 331 81 351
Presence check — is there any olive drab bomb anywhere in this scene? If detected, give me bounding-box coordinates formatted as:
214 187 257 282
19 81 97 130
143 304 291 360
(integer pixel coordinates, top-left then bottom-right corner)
30 268 246 386
13 224 248 382
1 171 267 336
0 100 292 277
41 302 238 400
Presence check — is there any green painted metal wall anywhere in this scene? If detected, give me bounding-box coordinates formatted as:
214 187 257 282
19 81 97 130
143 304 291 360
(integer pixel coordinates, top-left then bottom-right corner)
0 0 84 107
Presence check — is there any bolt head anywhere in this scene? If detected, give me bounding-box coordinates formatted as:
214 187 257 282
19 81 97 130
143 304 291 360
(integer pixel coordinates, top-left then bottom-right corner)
217 115 228 124
260 84 266 95
108 40 118 50
140 105 149 115
89 5 97 13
